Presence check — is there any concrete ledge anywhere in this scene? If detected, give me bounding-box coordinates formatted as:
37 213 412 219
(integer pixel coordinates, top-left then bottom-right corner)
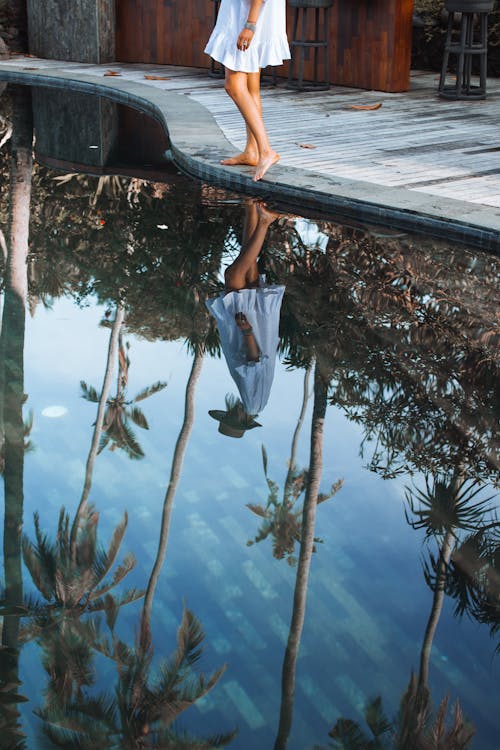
0 63 499 252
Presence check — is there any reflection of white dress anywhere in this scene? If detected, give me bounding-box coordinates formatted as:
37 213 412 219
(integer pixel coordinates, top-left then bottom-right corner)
204 0 290 74
206 278 285 414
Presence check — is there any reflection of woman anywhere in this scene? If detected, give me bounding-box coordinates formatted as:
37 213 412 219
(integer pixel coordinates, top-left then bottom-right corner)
204 0 290 181
207 201 285 435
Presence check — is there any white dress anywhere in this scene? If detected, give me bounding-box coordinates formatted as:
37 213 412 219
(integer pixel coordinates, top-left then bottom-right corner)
204 0 290 74
206 278 285 414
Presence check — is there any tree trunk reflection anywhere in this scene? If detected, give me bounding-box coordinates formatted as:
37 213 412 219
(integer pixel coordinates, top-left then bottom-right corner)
274 360 329 750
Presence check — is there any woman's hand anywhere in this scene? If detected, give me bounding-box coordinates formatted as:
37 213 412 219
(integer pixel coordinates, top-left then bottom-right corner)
237 28 254 52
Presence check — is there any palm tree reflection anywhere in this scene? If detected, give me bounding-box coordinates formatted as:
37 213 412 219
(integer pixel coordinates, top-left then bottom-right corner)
325 688 474 749
445 526 500 650
274 361 337 750
323 473 498 749
31 343 235 748
72 305 126 538
37 606 234 749
22 506 142 617
247 365 342 565
80 320 167 460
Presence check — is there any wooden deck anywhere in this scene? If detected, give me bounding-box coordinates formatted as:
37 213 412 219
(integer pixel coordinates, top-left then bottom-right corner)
113 65 500 208
2 58 500 210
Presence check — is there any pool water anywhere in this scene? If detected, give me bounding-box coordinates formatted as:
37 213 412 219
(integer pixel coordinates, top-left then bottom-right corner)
0 83 499 749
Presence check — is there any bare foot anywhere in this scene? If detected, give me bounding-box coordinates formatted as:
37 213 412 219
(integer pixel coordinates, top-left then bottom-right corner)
221 152 259 167
256 201 281 225
253 151 280 182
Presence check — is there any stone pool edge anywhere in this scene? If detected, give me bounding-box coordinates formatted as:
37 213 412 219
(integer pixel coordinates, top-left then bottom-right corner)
1 65 499 251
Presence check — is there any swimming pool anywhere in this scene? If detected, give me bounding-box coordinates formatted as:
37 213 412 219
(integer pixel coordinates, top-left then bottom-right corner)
0 83 499 749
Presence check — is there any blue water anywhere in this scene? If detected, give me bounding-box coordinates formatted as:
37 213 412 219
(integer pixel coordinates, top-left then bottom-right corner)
8 297 499 749
0 83 499 750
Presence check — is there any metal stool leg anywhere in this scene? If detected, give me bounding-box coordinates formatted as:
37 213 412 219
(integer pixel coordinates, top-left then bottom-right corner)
464 14 474 95
479 12 488 95
298 7 308 91
438 13 454 93
314 8 319 84
287 7 300 87
324 6 330 87
455 13 468 97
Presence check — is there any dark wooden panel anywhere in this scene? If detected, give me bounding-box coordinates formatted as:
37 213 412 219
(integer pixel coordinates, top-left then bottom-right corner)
117 0 214 67
328 0 414 91
116 0 414 92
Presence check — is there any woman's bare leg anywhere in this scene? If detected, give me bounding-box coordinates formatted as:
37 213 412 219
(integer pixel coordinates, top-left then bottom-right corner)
222 72 261 167
223 69 279 181
225 201 279 290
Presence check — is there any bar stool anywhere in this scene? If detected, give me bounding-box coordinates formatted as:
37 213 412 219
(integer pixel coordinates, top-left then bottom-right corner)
287 0 333 92
209 0 224 78
438 0 495 99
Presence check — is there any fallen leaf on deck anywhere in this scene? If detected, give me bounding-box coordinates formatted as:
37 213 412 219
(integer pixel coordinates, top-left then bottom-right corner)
144 75 171 80
348 102 382 111
104 70 121 76
296 143 317 149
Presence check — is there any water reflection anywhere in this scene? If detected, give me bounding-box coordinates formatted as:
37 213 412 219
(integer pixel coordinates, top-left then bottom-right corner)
32 87 169 176
246 366 342 565
80 311 167 460
0 83 33 749
274 361 334 750
0 82 499 749
0 85 235 748
324 473 498 748
207 201 285 436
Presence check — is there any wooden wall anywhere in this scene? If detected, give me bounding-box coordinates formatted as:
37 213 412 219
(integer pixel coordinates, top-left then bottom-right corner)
115 0 414 92
116 0 214 69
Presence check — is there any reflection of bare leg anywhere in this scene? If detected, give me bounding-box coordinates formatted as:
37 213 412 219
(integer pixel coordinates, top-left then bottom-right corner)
223 70 279 180
225 201 279 290
242 199 259 244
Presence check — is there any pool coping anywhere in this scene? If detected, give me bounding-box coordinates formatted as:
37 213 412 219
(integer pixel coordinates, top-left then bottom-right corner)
1 63 500 251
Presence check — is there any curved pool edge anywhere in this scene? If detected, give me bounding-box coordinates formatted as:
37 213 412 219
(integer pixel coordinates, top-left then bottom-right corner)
0 64 499 252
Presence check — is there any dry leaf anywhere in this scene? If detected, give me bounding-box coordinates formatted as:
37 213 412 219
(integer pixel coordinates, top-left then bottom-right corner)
144 75 171 81
104 70 121 77
296 142 317 149
348 102 382 111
